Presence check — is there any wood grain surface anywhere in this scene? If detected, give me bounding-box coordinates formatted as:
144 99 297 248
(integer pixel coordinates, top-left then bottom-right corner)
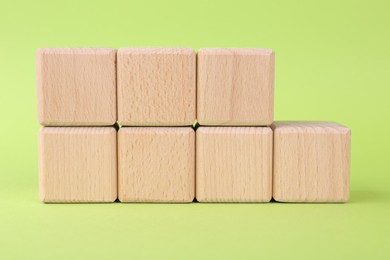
118 127 195 202
271 121 351 202
117 47 196 126
197 48 274 126
39 127 117 202
36 47 117 126
196 127 273 202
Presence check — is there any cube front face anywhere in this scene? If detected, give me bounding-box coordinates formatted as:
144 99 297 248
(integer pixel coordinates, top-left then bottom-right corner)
272 121 351 202
197 48 274 126
117 47 196 126
196 127 273 202
118 127 195 202
37 48 117 126
38 127 117 202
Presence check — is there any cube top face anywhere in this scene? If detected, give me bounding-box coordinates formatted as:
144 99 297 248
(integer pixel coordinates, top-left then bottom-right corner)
197 48 274 126
118 127 195 202
39 127 117 202
117 47 196 126
37 47 115 55
196 127 273 202
271 121 350 134
37 48 117 126
198 48 274 56
118 47 194 55
272 121 351 202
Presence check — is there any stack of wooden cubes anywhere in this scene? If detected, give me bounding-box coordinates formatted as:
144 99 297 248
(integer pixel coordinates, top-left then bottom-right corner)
37 47 350 203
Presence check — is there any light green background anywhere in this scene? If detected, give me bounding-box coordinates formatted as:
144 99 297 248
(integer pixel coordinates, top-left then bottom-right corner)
0 0 389 259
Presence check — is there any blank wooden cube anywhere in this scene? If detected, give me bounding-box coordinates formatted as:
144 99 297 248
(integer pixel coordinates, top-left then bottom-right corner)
197 48 274 126
196 127 273 202
37 48 116 126
117 47 196 126
272 121 351 202
118 127 195 202
39 127 117 202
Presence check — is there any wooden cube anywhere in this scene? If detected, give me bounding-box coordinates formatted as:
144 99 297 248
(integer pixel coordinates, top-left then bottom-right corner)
118 127 195 202
117 47 196 126
37 48 116 126
196 127 273 202
197 48 274 126
272 121 351 202
39 127 117 202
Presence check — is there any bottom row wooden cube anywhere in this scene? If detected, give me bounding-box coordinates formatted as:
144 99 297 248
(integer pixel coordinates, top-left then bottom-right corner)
196 127 273 202
39 127 117 202
118 127 195 202
272 121 351 202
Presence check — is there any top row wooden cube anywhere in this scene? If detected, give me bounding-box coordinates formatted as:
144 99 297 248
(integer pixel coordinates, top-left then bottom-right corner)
37 48 117 126
197 48 274 126
37 47 274 126
117 47 196 126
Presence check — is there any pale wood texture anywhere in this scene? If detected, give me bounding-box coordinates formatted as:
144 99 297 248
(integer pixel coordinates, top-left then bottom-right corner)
39 127 117 202
196 127 273 202
197 48 274 126
37 48 116 126
118 127 195 202
117 47 196 126
272 121 351 202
